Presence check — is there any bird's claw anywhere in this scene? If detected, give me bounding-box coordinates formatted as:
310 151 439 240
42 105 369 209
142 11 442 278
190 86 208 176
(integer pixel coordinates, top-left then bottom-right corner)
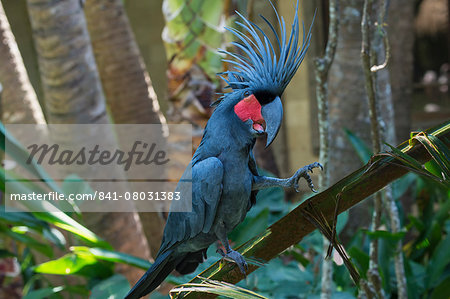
307 162 323 172
218 249 248 276
291 162 323 192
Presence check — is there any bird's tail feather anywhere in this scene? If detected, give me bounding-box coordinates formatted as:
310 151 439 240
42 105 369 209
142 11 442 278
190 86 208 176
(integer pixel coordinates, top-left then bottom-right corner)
125 250 176 299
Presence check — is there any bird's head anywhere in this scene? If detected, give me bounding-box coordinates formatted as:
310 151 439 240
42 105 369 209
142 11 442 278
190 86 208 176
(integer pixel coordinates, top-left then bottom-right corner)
214 0 313 147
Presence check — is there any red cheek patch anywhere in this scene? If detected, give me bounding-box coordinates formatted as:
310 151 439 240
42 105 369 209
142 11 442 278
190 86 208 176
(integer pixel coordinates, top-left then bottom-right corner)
234 94 265 131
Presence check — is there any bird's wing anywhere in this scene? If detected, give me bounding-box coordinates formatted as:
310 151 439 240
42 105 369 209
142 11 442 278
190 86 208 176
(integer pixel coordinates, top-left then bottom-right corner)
248 147 259 176
158 157 224 254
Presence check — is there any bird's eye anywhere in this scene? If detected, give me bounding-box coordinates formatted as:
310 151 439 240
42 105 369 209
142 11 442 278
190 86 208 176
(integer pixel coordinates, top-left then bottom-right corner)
254 90 277 105
244 91 250 97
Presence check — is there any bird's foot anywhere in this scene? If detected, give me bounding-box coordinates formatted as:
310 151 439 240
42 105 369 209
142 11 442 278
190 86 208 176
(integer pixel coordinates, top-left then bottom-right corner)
290 162 323 193
217 248 248 275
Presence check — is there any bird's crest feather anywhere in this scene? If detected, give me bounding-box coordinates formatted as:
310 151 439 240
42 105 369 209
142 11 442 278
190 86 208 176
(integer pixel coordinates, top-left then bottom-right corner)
218 0 314 101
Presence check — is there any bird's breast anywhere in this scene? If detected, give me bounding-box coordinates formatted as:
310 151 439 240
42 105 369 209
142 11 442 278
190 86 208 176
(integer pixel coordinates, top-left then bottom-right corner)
215 155 253 232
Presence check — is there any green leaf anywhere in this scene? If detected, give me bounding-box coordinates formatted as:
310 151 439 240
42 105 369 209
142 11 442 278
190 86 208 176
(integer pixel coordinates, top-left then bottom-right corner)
406 215 424 231
0 170 110 249
435 196 450 225
33 252 113 278
384 140 449 188
42 227 66 249
344 129 372 163
33 253 93 275
426 234 450 288
11 226 30 234
424 160 444 178
336 210 349 234
430 275 450 299
378 238 395 293
428 133 450 162
0 125 112 249
405 261 426 298
385 143 429 173
38 212 110 249
0 224 53 257
1 168 74 212
364 229 406 241
347 247 369 276
70 246 152 270
90 274 130 299
413 132 450 180
23 286 64 299
0 123 78 213
0 208 47 230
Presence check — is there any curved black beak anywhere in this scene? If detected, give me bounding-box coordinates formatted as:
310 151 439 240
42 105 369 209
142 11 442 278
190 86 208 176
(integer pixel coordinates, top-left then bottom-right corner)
261 96 283 147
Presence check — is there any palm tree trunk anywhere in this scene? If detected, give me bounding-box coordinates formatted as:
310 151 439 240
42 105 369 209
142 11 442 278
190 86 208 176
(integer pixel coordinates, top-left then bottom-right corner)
0 1 45 125
26 0 107 124
83 0 167 258
26 0 150 283
2 0 44 105
124 0 168 109
84 0 165 126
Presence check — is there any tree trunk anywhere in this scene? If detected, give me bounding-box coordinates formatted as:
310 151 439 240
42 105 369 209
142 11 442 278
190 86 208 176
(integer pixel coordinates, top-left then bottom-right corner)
124 0 168 111
388 1 414 144
2 0 44 108
26 0 106 123
84 0 167 258
26 0 149 283
387 0 420 223
0 1 45 125
84 0 165 126
327 0 395 241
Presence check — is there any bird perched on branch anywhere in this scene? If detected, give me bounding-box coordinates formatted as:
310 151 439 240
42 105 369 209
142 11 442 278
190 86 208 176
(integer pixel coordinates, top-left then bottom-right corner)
126 1 320 298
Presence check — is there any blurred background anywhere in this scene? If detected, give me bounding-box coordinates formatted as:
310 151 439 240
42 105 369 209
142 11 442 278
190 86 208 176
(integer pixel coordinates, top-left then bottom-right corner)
0 0 449 298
